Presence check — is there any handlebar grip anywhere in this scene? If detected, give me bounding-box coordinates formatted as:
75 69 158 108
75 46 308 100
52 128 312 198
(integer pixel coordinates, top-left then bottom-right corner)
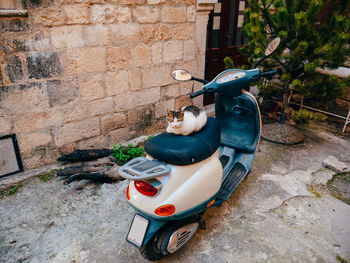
260 70 278 77
190 89 206 98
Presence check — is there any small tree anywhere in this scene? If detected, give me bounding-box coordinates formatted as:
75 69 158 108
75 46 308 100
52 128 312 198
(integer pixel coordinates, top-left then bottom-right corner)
237 0 350 123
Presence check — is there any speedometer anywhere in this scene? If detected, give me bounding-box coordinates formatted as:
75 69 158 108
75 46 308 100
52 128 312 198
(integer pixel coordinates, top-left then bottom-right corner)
216 71 246 84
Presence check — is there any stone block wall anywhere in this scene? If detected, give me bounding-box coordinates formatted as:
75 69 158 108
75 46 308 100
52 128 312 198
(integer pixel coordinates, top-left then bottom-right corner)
0 0 202 169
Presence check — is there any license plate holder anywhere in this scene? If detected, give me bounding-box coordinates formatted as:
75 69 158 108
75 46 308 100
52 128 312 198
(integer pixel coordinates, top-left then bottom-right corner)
126 214 149 248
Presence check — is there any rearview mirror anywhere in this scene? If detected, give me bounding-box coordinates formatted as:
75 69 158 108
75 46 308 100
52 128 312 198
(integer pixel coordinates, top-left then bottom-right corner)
265 37 281 56
251 37 281 69
171 69 192 81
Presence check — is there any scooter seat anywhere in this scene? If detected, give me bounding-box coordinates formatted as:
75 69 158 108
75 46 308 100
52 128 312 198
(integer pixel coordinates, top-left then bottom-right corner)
144 117 221 166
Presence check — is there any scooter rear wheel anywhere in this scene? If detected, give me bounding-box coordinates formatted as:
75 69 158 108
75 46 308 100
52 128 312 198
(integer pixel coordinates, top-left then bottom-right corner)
140 218 200 261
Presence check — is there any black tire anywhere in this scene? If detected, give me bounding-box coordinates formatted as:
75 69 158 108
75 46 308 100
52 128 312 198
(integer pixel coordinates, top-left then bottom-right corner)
140 215 202 261
140 226 170 261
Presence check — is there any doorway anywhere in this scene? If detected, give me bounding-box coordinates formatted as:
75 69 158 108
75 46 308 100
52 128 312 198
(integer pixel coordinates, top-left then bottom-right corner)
204 0 249 105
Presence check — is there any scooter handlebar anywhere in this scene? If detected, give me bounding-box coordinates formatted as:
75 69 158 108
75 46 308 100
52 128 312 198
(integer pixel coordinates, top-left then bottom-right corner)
188 69 278 99
260 70 278 77
190 89 206 98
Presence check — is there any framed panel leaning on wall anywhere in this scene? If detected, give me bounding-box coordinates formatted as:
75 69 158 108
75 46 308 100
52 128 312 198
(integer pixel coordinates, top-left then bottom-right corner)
0 134 23 178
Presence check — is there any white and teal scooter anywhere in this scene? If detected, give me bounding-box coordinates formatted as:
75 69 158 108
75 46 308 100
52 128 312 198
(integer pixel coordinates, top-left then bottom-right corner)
119 38 281 261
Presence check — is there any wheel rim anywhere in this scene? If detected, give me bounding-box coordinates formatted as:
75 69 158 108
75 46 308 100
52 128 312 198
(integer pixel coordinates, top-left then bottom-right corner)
167 222 199 253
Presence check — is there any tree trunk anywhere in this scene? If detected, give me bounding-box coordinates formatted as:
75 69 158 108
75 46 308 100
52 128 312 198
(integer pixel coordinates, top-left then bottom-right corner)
280 82 290 124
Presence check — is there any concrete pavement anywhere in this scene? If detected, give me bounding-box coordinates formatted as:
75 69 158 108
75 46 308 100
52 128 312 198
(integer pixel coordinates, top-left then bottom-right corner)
1 123 349 263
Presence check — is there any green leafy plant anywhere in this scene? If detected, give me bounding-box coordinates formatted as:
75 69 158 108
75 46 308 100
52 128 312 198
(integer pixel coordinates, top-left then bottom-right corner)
223 57 249 70
38 170 57 182
285 108 327 123
111 144 145 166
0 184 23 198
257 82 279 98
294 73 348 102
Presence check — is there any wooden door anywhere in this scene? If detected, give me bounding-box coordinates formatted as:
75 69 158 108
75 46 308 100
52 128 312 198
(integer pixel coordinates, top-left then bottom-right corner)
204 0 248 105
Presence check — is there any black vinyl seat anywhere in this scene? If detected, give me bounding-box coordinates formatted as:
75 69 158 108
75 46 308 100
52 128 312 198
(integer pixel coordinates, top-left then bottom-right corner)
144 117 221 166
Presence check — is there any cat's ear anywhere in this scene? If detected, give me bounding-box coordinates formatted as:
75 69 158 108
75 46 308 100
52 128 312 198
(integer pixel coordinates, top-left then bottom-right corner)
180 108 185 114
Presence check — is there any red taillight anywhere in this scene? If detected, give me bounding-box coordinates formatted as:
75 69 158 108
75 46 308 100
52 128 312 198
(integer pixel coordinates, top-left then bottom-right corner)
126 185 130 200
134 181 158 196
154 204 175 216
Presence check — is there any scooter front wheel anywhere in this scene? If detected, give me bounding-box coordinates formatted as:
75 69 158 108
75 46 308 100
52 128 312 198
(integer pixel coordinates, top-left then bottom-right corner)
140 219 199 261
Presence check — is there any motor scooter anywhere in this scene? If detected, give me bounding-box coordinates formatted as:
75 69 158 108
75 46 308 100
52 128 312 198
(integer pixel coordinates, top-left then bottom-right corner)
118 38 281 261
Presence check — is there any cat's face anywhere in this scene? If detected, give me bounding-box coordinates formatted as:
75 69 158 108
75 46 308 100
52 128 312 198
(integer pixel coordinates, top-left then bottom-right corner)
167 109 185 128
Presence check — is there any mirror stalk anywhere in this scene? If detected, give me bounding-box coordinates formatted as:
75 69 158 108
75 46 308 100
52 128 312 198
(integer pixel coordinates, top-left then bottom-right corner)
170 69 209 84
191 76 209 84
251 56 267 69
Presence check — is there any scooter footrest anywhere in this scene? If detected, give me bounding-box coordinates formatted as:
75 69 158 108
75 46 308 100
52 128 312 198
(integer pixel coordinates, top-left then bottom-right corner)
216 162 246 200
118 157 171 180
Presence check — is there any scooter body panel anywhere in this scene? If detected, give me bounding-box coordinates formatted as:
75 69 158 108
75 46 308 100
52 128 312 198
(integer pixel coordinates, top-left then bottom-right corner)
213 90 262 204
129 189 215 247
128 150 222 217
215 91 261 153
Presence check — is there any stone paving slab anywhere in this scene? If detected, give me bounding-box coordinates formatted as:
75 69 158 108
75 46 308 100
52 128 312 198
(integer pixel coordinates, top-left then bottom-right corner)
1 126 350 263
322 155 349 173
0 164 62 192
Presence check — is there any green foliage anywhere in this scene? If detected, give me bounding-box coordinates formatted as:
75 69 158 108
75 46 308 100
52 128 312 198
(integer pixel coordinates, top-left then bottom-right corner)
223 57 235 70
313 112 328 121
280 73 291 82
8 185 21 195
223 57 249 70
301 73 345 101
38 170 57 182
257 82 279 98
285 108 327 123
336 254 348 263
327 172 350 186
242 0 350 105
327 172 350 206
0 184 23 198
292 79 302 90
111 144 145 166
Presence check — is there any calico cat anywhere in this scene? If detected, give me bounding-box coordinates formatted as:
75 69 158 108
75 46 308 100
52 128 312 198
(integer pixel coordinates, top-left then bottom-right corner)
166 106 207 136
